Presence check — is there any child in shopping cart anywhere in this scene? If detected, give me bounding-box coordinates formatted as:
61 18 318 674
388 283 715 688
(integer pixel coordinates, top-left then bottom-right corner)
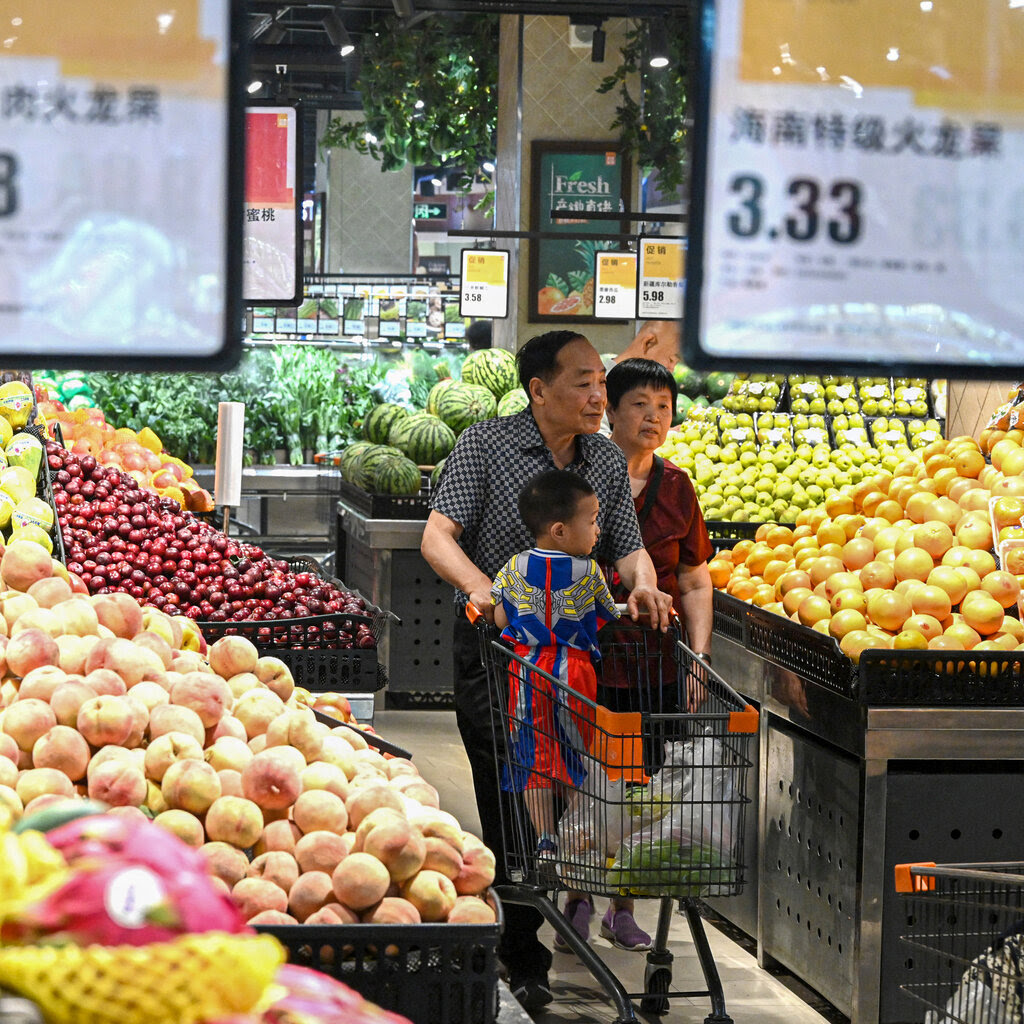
491 469 619 872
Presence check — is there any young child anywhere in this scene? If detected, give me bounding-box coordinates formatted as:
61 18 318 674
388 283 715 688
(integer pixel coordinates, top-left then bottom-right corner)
491 469 618 872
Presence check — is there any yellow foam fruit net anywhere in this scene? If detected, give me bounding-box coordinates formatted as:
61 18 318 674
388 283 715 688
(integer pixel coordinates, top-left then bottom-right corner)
0 930 284 1024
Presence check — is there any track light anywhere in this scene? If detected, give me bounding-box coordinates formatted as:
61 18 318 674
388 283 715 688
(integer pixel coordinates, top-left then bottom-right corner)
260 18 286 45
323 11 355 57
591 26 606 63
247 79 264 94
393 0 415 18
648 20 670 68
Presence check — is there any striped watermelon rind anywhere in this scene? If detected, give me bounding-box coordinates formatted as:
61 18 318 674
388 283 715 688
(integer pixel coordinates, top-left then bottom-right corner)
497 389 529 417
461 348 519 399
435 382 498 434
426 378 458 416
388 413 457 465
353 445 404 490
340 441 374 483
373 454 423 496
363 402 409 445
430 458 446 488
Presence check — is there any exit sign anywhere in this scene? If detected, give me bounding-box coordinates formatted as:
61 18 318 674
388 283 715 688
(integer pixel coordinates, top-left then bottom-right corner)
414 201 448 220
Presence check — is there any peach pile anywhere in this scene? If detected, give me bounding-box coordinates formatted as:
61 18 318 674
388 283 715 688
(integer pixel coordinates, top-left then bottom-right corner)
0 554 495 929
711 434 1024 663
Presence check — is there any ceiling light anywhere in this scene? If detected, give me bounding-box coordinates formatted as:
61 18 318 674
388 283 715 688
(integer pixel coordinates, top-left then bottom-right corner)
393 0 415 17
591 27 606 63
261 20 286 45
414 99 424 109
323 11 354 56
648 20 670 69
431 177 443 190
482 160 495 173
247 79 263 94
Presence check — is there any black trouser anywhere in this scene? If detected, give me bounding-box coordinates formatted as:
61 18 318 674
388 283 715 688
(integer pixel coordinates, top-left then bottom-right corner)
453 613 552 979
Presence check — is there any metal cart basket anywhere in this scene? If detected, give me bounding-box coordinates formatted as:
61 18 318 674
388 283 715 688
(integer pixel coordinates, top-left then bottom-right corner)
895 861 1024 1023
471 610 757 1023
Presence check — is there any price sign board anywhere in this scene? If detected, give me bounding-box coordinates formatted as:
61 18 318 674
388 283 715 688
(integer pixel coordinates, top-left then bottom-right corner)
459 249 509 318
685 0 1024 377
244 105 302 306
638 239 685 319
594 252 638 319
0 0 243 369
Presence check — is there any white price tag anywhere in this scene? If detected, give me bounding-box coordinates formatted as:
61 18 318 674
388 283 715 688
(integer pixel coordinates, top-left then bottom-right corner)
594 252 638 319
687 0 1024 376
638 238 685 319
459 249 509 318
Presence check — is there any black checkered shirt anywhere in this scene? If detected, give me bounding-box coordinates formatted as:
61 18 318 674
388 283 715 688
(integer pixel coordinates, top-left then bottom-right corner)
430 408 643 608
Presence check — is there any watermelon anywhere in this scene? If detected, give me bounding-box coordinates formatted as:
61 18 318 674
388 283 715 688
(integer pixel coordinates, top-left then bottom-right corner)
436 382 497 434
352 445 404 490
430 458 446 488
363 403 409 444
676 366 706 399
705 372 735 402
461 348 519 399
673 394 693 425
497 388 529 417
388 413 456 465
340 442 374 483
426 378 458 416
373 454 422 496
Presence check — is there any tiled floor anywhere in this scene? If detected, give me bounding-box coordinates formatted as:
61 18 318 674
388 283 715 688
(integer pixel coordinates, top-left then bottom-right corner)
374 709 837 1024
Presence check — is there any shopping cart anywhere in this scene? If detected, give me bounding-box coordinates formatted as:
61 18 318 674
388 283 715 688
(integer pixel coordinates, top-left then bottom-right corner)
895 861 1024 1023
468 607 758 1024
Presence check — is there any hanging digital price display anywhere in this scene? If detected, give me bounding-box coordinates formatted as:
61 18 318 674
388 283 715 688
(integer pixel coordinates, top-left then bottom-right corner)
637 239 684 319
459 249 510 318
594 252 638 319
685 0 1024 377
0 0 244 369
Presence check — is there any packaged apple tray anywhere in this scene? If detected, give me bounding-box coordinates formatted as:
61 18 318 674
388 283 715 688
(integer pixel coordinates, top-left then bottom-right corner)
255 898 502 1024
713 589 1024 706
197 556 394 694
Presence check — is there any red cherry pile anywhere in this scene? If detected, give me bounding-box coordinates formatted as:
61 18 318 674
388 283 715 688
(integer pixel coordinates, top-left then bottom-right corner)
48 442 375 649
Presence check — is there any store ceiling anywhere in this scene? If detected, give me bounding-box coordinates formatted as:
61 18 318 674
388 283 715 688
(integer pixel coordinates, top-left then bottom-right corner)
246 0 690 107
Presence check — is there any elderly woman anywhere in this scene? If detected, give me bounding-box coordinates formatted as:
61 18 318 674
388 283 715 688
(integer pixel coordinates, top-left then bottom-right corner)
556 357 715 954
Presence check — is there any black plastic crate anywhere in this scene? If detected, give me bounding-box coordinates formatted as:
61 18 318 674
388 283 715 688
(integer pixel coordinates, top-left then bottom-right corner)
704 519 766 554
197 602 390 693
858 649 1024 706
745 604 856 697
25 421 67 566
338 477 433 521
712 589 748 645
255 913 501 1024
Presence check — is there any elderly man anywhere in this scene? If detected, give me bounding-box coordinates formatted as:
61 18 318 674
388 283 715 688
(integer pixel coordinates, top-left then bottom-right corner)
421 329 672 1012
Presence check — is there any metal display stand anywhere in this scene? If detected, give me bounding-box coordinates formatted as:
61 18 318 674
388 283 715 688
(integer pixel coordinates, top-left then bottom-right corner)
336 498 454 705
708 622 1024 1024
193 465 337 553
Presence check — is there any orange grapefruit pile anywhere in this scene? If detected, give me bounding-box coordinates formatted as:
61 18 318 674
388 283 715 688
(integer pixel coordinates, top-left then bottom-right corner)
710 434 1024 663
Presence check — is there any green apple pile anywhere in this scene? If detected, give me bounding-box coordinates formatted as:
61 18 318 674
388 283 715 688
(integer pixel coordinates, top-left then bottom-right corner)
659 407 911 524
720 374 785 413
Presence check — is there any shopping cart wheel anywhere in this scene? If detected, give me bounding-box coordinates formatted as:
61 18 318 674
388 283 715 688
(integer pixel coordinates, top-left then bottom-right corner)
640 965 671 1016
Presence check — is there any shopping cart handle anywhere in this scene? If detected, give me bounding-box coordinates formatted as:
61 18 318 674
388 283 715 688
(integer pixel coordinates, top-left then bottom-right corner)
466 601 483 625
894 862 936 893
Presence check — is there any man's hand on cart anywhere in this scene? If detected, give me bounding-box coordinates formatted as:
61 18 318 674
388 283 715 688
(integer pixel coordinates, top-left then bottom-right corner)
625 583 674 632
467 585 496 625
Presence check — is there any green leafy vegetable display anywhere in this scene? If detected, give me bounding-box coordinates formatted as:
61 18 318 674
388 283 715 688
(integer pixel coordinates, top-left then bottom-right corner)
87 348 387 467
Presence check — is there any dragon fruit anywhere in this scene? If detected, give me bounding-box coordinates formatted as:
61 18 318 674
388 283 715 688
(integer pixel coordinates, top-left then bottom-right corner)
5 815 246 946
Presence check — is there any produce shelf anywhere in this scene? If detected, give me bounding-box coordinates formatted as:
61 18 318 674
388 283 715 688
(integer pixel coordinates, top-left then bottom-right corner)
255 906 502 1024
712 589 749 645
704 519 764 554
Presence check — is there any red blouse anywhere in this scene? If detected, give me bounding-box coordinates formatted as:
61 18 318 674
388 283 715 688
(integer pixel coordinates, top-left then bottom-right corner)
633 459 713 615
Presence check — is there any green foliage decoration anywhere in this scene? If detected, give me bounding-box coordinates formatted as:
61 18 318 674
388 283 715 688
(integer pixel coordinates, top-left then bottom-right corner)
597 15 691 195
320 13 498 198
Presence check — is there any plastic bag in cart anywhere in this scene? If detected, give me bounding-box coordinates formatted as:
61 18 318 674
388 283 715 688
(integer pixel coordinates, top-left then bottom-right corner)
924 930 1024 1024
605 735 740 897
556 754 629 888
